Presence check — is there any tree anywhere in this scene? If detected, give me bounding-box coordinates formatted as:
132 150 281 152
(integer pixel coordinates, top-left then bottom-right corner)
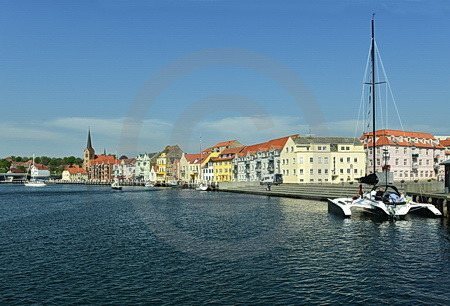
0 159 11 172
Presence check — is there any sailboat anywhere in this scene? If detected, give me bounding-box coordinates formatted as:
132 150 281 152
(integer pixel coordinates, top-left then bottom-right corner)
24 155 47 187
327 18 442 219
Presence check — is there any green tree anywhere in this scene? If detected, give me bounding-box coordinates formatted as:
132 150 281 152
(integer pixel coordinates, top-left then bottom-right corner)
0 159 11 172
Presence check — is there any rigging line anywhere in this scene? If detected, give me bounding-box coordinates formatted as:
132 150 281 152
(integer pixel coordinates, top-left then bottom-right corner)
375 41 406 133
355 44 372 141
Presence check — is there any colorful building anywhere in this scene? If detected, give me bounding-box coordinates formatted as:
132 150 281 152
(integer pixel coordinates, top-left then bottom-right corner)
156 145 183 183
212 147 245 182
280 136 366 184
233 135 298 182
62 165 88 182
361 130 446 181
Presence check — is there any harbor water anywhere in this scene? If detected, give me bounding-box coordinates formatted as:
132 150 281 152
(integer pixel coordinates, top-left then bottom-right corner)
1 184 449 304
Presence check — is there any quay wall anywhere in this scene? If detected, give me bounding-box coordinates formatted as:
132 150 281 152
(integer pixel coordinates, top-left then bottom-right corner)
404 181 445 194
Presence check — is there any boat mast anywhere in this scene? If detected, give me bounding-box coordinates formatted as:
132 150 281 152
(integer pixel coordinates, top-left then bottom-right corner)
371 16 376 175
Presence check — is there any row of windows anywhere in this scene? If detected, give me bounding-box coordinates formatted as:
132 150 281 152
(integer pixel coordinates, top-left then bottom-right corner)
283 168 359 176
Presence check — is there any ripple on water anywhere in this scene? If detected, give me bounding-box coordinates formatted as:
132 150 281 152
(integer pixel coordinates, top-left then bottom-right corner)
0 185 449 305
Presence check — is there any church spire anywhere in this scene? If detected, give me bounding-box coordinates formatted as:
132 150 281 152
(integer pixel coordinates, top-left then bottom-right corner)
86 127 93 150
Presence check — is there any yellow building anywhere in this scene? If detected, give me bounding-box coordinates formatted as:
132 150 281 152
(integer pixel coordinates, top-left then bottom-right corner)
212 147 245 182
156 152 167 182
62 165 89 182
280 136 366 184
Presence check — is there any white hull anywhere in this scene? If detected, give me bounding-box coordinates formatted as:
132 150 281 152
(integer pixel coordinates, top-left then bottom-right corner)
328 196 442 219
24 180 47 187
196 183 209 191
111 182 122 190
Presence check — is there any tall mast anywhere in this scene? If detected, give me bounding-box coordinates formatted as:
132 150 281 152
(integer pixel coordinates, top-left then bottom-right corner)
371 17 376 175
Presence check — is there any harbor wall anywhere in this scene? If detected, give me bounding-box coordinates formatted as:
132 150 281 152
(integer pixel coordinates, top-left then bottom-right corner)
404 181 445 194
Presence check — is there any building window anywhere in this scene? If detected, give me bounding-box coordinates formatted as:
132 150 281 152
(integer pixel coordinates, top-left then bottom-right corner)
318 157 322 164
404 159 407 166
354 169 358 174
300 169 304 175
299 157 304 164
310 157 313 163
347 157 350 163
324 157 329 164
354 158 358 163
340 169 344 174
293 158 296 164
318 169 322 174
346 146 350 150
310 169 314 175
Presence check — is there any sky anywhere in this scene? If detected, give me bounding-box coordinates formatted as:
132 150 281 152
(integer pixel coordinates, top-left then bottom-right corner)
1 0 450 157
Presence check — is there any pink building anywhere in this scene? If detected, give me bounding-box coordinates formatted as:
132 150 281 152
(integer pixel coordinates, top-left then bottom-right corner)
361 130 446 181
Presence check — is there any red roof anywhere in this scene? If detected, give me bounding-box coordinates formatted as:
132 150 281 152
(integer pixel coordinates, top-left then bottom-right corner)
440 138 450 147
361 129 435 140
90 155 118 165
238 135 299 157
184 153 210 164
362 130 443 149
66 167 88 174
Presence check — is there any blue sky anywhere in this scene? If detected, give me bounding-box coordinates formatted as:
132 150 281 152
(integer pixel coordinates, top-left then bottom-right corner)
1 0 449 157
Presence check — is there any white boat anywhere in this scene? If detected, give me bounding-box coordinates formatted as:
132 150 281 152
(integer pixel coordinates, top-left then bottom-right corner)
111 180 122 190
328 18 442 220
328 184 442 219
196 183 209 191
24 180 47 187
24 154 47 187
144 182 155 188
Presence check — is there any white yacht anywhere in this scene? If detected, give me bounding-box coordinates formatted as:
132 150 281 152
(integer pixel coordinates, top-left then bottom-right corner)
328 185 442 219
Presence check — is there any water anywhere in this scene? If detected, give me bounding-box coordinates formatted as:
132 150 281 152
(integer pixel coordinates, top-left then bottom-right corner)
0 184 449 305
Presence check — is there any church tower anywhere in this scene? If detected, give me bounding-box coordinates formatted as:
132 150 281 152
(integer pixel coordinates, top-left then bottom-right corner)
82 128 95 171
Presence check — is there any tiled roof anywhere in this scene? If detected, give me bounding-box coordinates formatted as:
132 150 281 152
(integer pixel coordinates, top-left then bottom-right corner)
238 135 299 157
184 153 210 164
203 140 239 152
361 129 436 140
66 167 88 174
219 146 245 155
440 138 450 147
90 155 117 165
362 129 443 149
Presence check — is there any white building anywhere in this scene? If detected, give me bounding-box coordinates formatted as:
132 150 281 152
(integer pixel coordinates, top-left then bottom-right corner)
361 130 446 181
233 135 297 182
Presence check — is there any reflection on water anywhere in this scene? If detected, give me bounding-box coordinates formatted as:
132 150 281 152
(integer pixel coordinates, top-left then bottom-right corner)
0 184 448 304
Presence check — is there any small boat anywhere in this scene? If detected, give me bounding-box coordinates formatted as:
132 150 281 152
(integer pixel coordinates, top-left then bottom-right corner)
196 183 209 191
144 182 155 188
24 154 47 187
111 180 122 190
24 180 47 187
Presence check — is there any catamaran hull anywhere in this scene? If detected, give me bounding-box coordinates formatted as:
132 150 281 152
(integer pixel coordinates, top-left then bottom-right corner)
327 199 352 218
